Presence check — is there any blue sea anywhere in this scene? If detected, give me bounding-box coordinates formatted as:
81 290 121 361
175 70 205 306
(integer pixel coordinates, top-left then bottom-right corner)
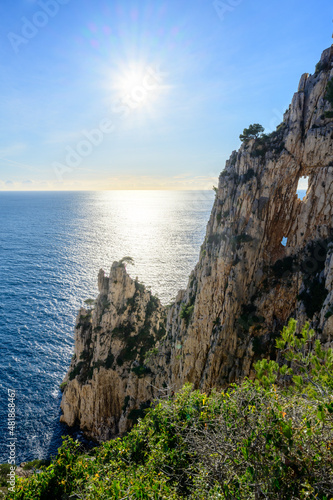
0 190 215 464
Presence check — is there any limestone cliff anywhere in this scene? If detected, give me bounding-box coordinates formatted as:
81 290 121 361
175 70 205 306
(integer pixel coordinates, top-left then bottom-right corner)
61 46 333 442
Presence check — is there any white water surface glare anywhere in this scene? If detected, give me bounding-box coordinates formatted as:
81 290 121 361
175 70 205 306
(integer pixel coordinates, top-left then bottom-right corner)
0 190 215 462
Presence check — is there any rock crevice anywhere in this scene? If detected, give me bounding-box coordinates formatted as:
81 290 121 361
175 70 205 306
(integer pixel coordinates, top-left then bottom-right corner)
61 47 333 442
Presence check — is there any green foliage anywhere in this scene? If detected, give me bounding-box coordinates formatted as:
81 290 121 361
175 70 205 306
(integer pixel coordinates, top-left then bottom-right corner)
325 78 333 107
250 123 286 159
22 460 49 471
315 60 329 76
231 233 254 250
325 80 333 116
0 464 11 488
111 323 133 339
207 233 225 247
250 134 270 157
324 110 333 119
131 365 152 377
255 319 333 396
114 293 164 366
119 256 135 266
229 153 237 166
146 294 159 318
239 123 264 143
324 306 333 319
101 298 111 310
144 347 159 362
128 401 151 424
238 302 264 332
104 353 115 369
84 298 95 307
68 362 84 381
180 303 195 327
241 168 256 183
76 311 92 329
8 321 333 499
59 382 67 392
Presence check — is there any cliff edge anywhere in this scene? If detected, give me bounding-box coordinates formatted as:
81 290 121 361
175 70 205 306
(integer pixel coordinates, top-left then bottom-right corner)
61 46 333 442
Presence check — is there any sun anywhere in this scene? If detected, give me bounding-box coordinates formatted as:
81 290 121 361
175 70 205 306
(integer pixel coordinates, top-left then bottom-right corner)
112 62 164 110
115 65 145 94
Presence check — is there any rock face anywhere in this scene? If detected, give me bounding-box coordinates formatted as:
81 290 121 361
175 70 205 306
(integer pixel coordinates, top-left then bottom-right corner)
60 262 166 439
61 46 333 442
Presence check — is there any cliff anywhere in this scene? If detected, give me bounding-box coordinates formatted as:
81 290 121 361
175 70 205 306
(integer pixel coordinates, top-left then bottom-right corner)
61 46 333 442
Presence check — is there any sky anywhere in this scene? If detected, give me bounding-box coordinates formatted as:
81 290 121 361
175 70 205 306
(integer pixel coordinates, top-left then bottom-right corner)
0 0 332 191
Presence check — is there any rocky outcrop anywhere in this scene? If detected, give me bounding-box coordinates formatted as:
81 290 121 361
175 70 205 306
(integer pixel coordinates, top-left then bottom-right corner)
61 46 333 442
60 262 166 439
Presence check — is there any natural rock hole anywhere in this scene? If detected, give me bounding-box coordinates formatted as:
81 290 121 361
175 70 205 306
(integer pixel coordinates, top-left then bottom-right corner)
297 176 309 200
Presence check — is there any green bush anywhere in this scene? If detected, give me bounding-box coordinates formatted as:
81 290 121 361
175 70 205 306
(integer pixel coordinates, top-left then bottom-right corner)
241 168 256 183
180 303 195 327
325 78 333 107
131 365 151 377
8 320 333 499
22 460 49 471
119 256 135 266
0 464 11 488
324 110 333 119
59 382 67 392
239 123 264 143
314 60 329 75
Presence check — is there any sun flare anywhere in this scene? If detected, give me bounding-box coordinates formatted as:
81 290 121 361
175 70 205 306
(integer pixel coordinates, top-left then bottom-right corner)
112 62 164 111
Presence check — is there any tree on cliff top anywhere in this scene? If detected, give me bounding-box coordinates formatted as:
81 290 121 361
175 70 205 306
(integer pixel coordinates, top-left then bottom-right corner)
119 256 135 266
239 123 265 143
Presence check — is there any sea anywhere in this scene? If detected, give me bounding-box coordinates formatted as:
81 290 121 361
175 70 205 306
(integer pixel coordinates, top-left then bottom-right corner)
0 190 215 464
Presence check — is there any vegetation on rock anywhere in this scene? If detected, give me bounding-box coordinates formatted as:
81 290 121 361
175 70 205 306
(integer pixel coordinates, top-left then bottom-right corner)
239 123 264 143
8 320 333 499
325 78 333 107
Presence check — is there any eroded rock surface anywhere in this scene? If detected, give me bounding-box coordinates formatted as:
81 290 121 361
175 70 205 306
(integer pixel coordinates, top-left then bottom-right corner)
61 47 333 442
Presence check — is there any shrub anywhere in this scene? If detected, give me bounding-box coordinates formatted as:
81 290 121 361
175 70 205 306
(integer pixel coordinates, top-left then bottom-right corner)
180 303 195 327
314 60 329 75
131 365 152 377
231 233 253 249
325 307 333 319
22 460 49 471
144 347 159 362
325 78 333 107
59 381 67 392
239 123 264 143
68 362 84 381
119 256 135 266
84 298 95 307
0 464 11 488
9 321 333 500
241 168 256 183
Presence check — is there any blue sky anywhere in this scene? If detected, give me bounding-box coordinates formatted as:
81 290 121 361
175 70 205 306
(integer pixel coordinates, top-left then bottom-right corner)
0 0 332 190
